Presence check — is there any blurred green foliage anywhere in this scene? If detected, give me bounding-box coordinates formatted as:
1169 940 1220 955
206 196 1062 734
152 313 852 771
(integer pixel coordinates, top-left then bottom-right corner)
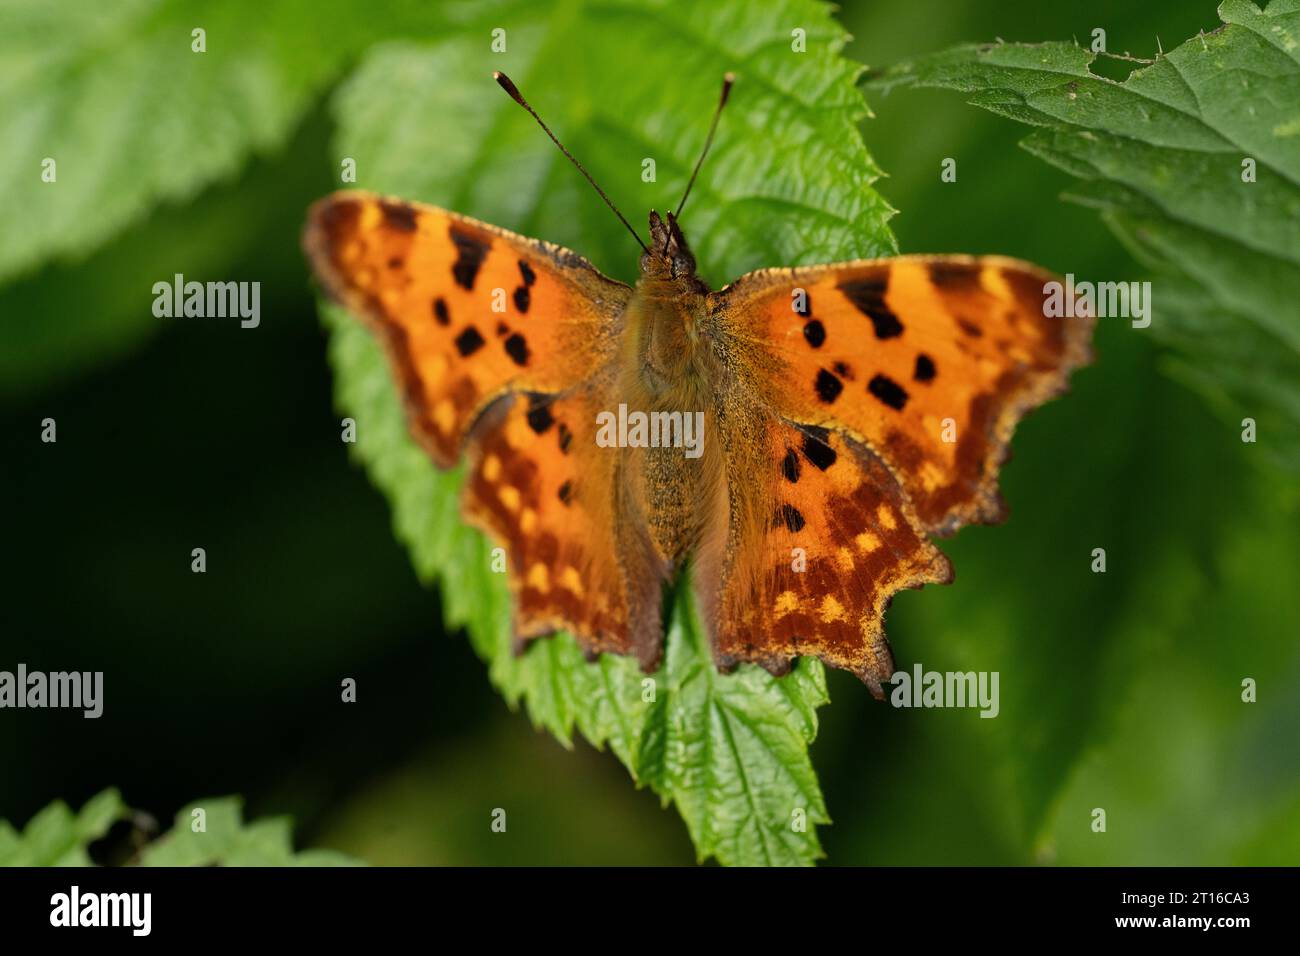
0 0 437 394
0 790 127 866
1 0 1295 866
0 790 359 865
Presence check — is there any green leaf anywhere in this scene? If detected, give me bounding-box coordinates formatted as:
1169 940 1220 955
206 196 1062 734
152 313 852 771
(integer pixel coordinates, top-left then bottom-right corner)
321 0 886 865
867 0 1300 470
0 0 447 395
0 0 432 284
0 788 128 866
640 588 830 865
0 791 362 866
0 108 333 401
138 797 362 867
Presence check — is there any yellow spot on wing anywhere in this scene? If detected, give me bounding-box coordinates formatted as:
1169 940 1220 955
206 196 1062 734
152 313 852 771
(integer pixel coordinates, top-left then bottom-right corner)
559 566 584 596
505 416 531 450
920 459 945 490
876 504 897 530
498 485 520 513
482 453 501 482
526 562 549 593
819 595 846 623
855 531 880 553
434 400 455 435
775 590 799 616
980 265 1013 301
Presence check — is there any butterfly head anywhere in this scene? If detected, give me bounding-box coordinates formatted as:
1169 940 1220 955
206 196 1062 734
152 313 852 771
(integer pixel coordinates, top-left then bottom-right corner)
643 210 699 282
493 69 729 294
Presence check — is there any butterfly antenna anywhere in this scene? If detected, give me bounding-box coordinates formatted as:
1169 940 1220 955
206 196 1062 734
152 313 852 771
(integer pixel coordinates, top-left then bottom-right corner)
494 72 649 255
674 72 734 221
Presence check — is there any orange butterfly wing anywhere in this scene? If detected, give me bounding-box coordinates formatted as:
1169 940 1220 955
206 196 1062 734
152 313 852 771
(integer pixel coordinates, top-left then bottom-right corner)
463 387 669 664
303 191 629 466
715 256 1094 534
303 191 666 659
696 413 953 692
698 256 1093 690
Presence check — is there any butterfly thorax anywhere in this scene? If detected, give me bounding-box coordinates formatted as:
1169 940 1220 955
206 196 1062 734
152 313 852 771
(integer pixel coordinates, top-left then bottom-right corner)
617 212 725 566
632 211 715 397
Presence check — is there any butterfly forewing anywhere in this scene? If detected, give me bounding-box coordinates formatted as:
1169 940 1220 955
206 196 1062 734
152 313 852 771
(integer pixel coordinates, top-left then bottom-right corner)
303 191 630 467
713 255 1094 536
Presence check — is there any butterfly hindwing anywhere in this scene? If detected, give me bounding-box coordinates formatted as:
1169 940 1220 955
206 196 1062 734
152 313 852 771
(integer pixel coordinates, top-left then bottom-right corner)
303 191 631 466
463 387 669 664
713 255 1094 535
695 411 952 693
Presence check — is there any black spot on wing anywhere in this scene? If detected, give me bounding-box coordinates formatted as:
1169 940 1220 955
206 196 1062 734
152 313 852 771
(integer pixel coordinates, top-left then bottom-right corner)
797 424 837 471
504 333 530 366
380 201 418 232
803 319 826 348
782 448 801 483
525 396 554 434
914 354 936 382
449 225 489 290
833 361 854 380
518 260 537 287
454 326 485 357
433 298 450 326
776 503 806 533
839 277 903 339
868 373 908 410
557 479 573 506
557 423 573 453
814 369 843 404
513 285 531 313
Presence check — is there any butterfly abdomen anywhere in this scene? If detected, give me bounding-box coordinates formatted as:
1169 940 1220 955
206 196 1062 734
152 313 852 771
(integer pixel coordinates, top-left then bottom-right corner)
613 280 727 568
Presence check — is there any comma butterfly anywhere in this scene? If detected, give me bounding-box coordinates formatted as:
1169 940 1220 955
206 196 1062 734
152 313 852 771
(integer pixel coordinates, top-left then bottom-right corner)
303 73 1094 697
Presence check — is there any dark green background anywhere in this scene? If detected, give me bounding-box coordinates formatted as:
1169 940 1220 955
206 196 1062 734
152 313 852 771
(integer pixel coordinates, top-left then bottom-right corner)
2 0 1295 865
